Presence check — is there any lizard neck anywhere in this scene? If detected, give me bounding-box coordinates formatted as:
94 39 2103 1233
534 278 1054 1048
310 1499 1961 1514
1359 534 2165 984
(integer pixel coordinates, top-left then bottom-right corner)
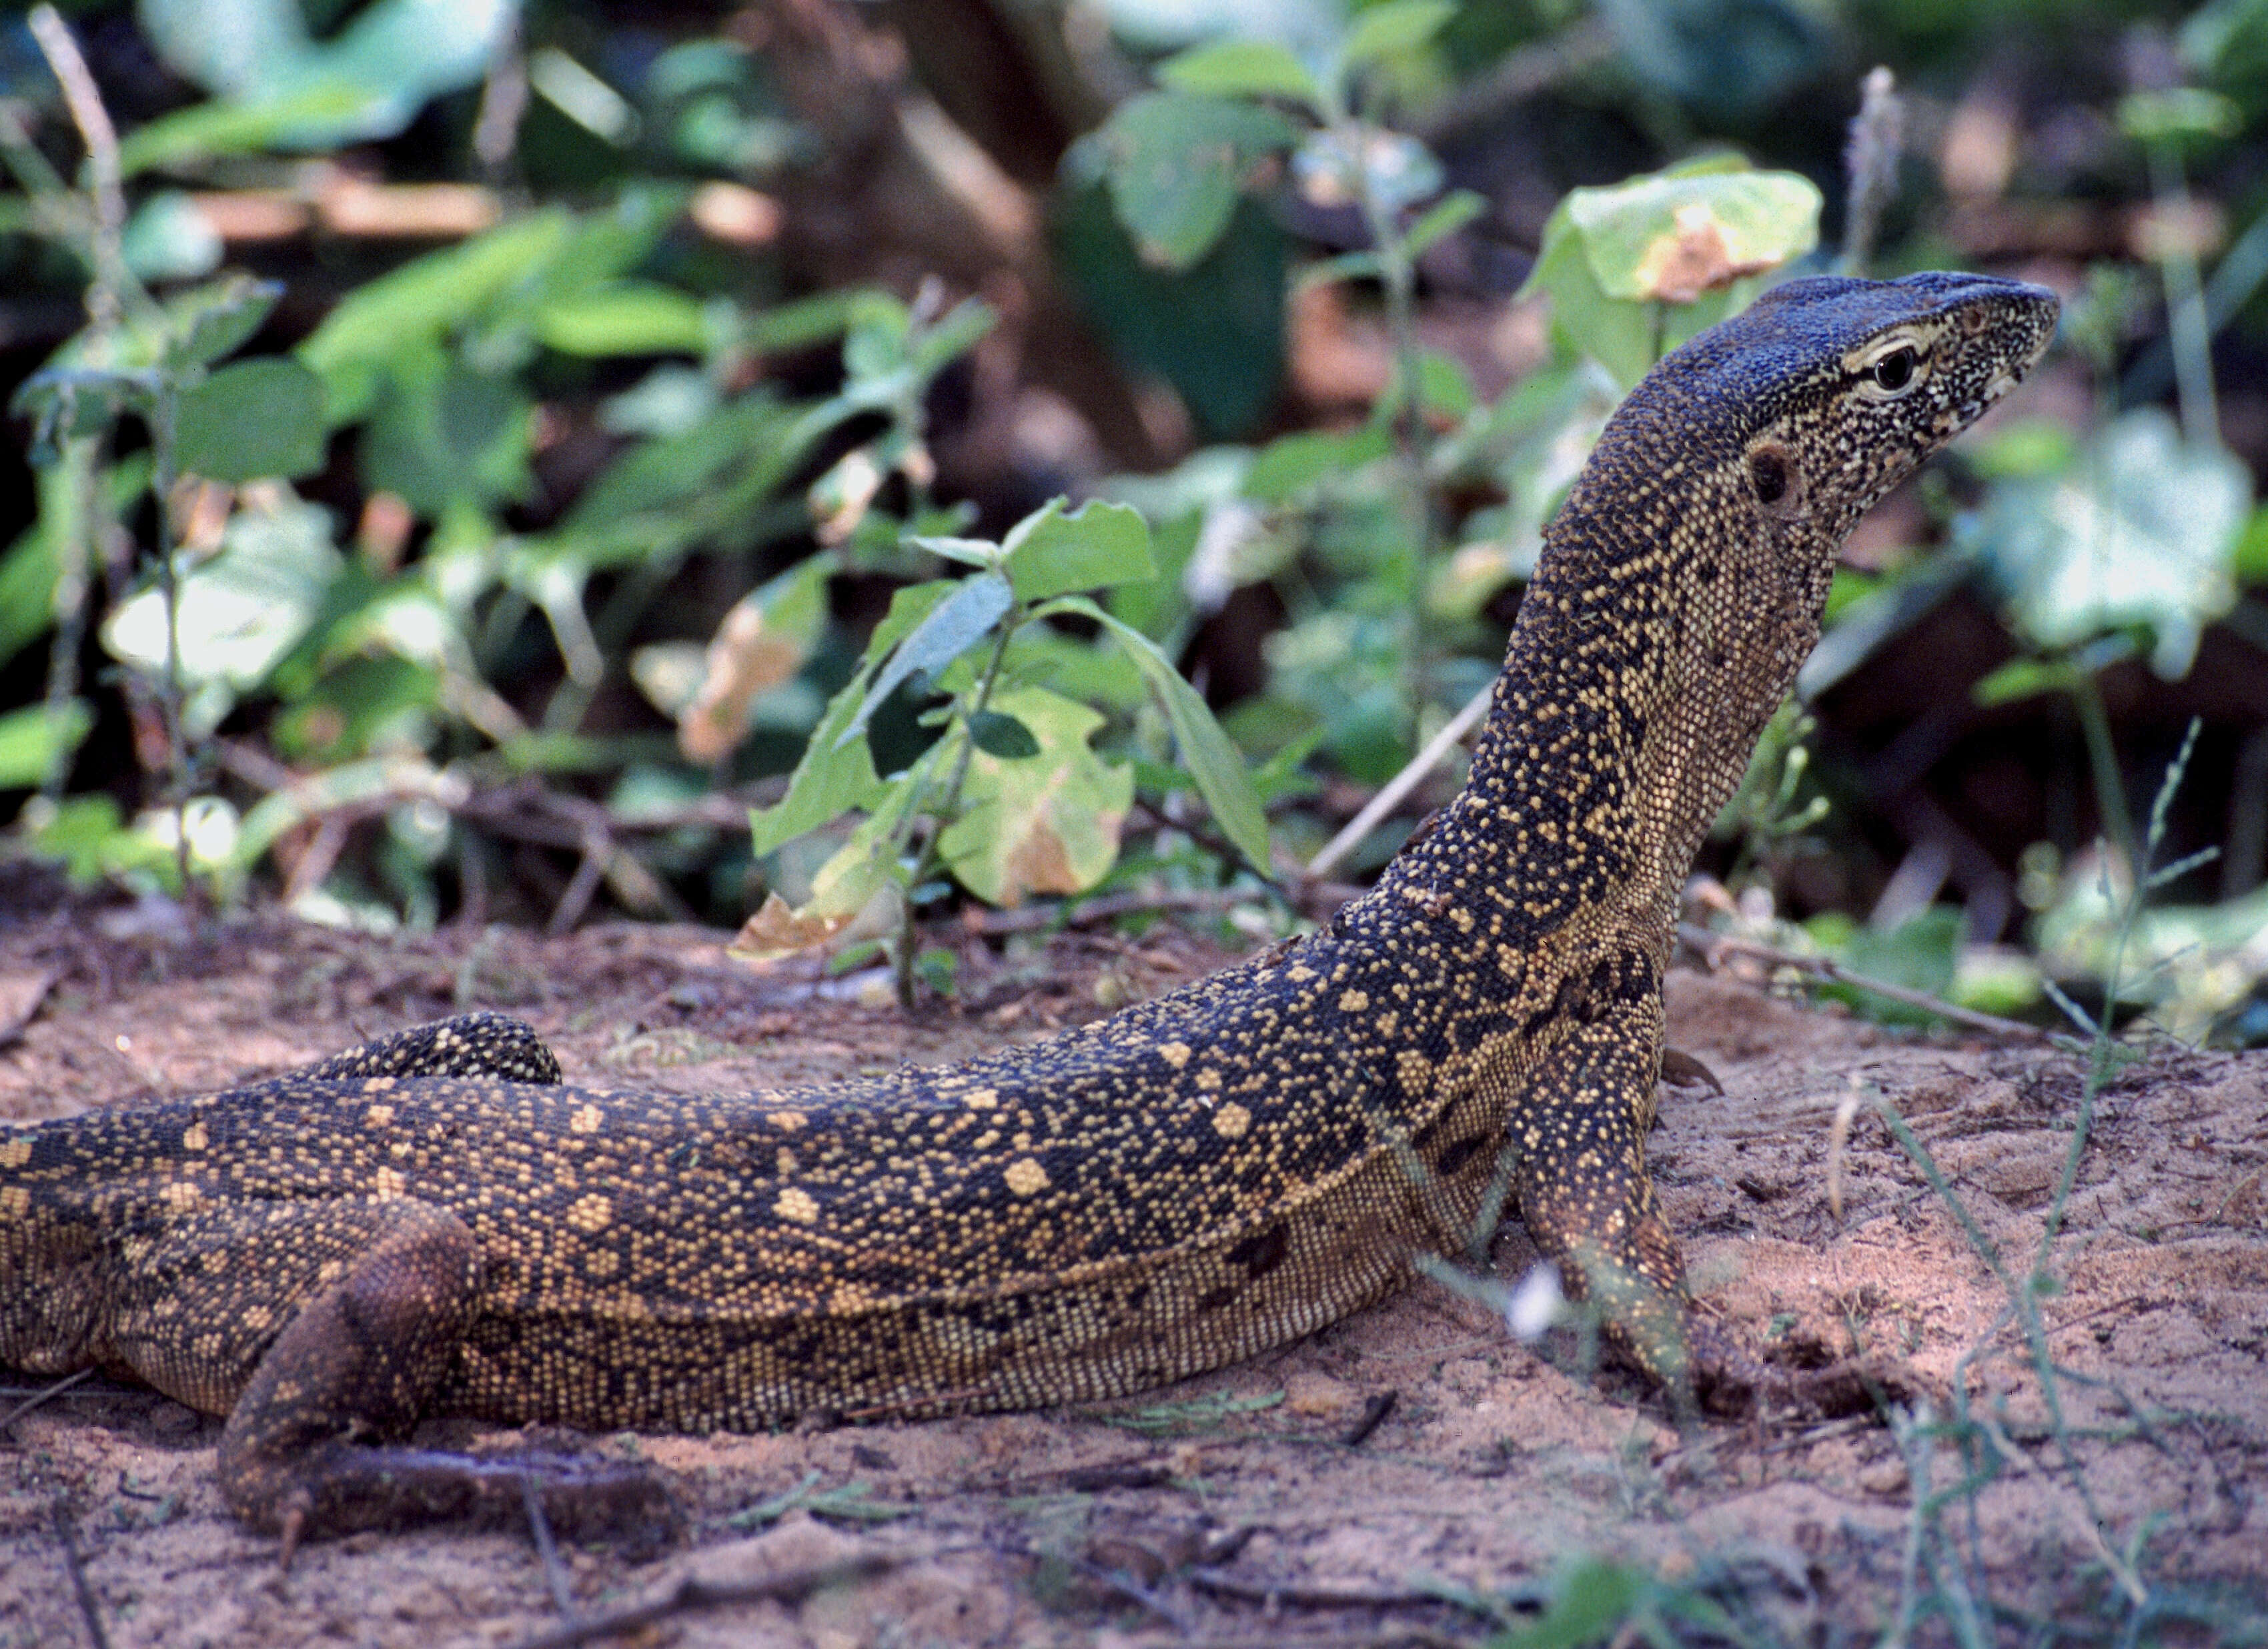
1380 400 1835 956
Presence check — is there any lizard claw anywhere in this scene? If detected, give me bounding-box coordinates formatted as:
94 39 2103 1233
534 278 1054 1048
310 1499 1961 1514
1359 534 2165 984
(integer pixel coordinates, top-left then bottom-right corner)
275 1492 310 1575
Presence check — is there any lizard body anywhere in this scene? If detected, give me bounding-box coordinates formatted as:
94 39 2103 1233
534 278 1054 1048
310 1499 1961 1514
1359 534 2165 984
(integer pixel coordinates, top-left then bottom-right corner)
1 272 2056 1540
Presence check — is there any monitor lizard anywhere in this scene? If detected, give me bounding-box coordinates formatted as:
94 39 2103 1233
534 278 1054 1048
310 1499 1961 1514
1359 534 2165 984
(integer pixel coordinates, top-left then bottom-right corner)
1 271 2058 1554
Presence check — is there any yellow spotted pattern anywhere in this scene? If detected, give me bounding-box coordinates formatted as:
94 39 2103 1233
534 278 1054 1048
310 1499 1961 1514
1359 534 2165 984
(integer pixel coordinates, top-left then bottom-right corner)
0 277 2057 1536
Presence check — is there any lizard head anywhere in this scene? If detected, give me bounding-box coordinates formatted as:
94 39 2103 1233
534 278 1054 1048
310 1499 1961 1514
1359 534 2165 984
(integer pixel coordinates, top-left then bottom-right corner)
1682 269 2061 547
1501 271 2058 895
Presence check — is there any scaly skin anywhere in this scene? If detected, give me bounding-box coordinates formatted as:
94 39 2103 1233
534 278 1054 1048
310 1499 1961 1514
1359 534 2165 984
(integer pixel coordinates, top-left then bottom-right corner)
1 272 2057 1544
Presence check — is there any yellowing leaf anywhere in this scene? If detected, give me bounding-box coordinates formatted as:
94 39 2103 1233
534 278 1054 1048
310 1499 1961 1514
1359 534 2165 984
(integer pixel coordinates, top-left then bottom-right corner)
1566 169 1820 304
939 686 1131 907
675 558 828 763
729 802 906 963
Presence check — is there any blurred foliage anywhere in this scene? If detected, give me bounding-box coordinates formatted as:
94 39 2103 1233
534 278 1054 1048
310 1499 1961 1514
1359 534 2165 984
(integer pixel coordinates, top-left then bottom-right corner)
0 0 2259 1043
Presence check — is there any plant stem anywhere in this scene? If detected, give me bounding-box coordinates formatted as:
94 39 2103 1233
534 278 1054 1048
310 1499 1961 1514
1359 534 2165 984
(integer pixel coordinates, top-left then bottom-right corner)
2067 671 2135 875
146 389 195 907
892 613 1017 1007
2143 140 2219 450
1335 109 1437 742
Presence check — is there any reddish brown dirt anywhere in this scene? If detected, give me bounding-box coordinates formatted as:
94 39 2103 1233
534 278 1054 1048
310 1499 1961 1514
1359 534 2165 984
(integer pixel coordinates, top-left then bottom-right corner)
1 903 2263 1647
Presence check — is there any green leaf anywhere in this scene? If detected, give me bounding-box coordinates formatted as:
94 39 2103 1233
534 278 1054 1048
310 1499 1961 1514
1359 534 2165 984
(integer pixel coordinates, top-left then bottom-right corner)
1243 426 1391 503
747 673 887 857
1565 162 1819 304
298 210 576 422
1972 656 2081 707
104 491 344 737
141 0 514 148
118 83 376 175
2117 88 2241 145
968 708 1041 759
1520 158 1817 386
2233 503 2268 588
1494 1560 1643 1649
175 358 328 482
1819 909 1962 1028
1099 93 1298 271
1003 498 1155 602
1341 0 1458 68
1043 595 1271 871
536 282 713 357
939 686 1133 905
360 353 534 517
0 700 90 789
1966 408 2251 677
1156 39 1321 107
840 572 1015 748
161 274 281 369
1399 188 1484 259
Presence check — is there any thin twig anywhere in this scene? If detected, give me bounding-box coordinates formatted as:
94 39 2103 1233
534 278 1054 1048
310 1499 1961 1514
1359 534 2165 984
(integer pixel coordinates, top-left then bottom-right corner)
1073 1556 1195 1634
1308 680 1493 880
1188 1568 1502 1619
969 887 1260 935
53 1500 112 1649
520 1475 577 1622
26 7 128 329
1676 923 2059 1045
504 1553 903 1649
0 1367 97 1436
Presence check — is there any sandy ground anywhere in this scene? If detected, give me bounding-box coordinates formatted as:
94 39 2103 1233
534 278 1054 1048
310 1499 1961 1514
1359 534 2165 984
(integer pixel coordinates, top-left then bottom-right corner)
1 900 2263 1648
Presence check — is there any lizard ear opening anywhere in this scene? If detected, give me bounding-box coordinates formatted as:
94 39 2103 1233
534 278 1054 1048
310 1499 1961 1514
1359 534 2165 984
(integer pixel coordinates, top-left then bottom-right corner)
1747 439 1805 520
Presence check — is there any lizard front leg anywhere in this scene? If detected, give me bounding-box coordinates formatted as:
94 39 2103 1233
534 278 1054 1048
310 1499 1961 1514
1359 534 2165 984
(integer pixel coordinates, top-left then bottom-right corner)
1507 991 1698 1402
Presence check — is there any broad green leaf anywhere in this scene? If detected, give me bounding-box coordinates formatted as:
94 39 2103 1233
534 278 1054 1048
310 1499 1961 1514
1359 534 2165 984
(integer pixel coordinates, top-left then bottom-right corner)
140 0 514 147
1341 0 1457 67
298 210 574 421
1100 93 1298 271
840 572 1015 748
0 700 91 789
747 671 887 856
2239 505 2268 588
1043 594 1271 870
1818 909 1962 1028
1563 164 1820 304
909 534 999 570
1966 408 2250 676
1157 39 1321 106
360 354 534 516
734 780 920 961
1003 498 1155 602
1521 159 1814 386
939 686 1133 905
104 490 344 736
1243 426 1391 503
537 282 712 357
175 358 328 482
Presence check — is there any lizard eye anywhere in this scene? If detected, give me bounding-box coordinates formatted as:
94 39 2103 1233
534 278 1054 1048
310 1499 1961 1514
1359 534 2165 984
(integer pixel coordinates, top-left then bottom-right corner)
1868 346 1918 393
